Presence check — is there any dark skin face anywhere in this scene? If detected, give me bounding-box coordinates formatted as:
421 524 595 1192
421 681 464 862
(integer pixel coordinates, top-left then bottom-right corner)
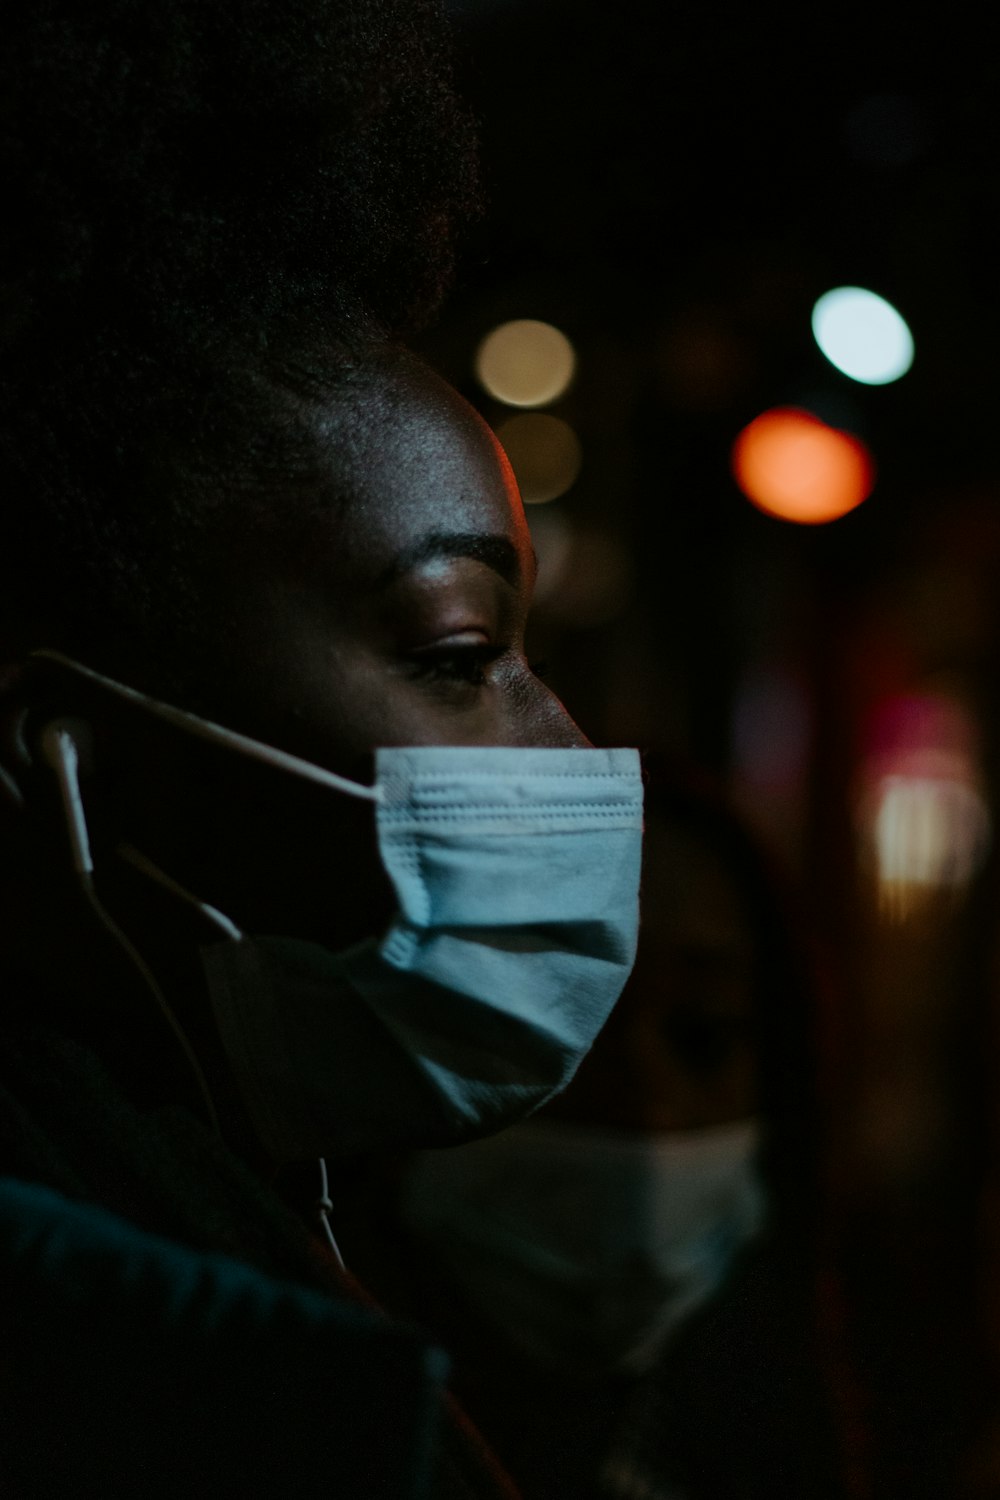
0 347 587 1142
188 347 587 775
4 351 585 891
81 347 587 944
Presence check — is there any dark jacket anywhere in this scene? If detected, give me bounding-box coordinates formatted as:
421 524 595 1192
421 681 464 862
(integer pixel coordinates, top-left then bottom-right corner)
0 984 518 1500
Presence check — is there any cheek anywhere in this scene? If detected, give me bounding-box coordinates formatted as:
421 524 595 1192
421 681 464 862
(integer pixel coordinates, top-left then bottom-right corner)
263 788 396 947
223 635 402 780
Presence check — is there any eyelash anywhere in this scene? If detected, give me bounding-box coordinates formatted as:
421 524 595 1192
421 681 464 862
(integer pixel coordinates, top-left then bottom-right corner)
407 647 549 690
409 644 505 687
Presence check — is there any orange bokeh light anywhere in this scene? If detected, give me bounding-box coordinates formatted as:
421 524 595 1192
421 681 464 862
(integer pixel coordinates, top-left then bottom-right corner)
731 407 875 524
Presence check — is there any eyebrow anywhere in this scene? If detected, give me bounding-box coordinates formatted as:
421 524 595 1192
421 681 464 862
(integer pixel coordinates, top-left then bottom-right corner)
376 531 531 589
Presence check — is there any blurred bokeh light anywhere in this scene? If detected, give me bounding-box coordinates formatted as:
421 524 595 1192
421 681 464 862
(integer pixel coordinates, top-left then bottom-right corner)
496 412 582 503
475 319 577 407
731 407 875 524
811 286 914 386
855 690 992 920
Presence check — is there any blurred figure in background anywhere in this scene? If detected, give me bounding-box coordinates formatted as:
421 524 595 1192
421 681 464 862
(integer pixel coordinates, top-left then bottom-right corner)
342 755 860 1500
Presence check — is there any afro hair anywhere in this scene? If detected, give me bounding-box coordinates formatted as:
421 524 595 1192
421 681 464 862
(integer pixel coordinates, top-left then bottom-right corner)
0 0 480 661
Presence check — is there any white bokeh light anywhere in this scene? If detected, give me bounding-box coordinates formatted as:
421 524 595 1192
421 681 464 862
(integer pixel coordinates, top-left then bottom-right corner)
811 286 914 385
475 320 576 407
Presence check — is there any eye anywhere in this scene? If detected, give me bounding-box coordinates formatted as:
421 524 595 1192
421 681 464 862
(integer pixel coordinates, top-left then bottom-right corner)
406 642 505 687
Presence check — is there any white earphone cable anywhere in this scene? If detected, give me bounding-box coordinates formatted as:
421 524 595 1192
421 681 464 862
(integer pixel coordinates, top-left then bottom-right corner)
40 722 223 1138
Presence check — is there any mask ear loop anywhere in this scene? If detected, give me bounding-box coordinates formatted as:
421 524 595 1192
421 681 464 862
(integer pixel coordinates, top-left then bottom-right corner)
38 719 223 1138
30 649 382 802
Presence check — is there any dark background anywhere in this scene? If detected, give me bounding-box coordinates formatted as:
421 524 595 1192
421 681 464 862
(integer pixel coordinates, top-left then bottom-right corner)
427 0 1000 780
420 6 1000 1496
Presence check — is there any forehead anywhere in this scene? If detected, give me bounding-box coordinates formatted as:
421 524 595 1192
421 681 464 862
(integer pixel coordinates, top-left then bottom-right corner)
317 351 529 578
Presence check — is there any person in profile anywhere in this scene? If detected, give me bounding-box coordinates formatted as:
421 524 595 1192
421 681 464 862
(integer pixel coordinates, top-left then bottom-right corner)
366 756 858 1500
0 4 643 1496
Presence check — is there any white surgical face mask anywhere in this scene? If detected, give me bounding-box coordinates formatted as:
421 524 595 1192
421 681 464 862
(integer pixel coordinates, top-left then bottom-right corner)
203 744 644 1159
32 653 644 1162
400 1117 766 1378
